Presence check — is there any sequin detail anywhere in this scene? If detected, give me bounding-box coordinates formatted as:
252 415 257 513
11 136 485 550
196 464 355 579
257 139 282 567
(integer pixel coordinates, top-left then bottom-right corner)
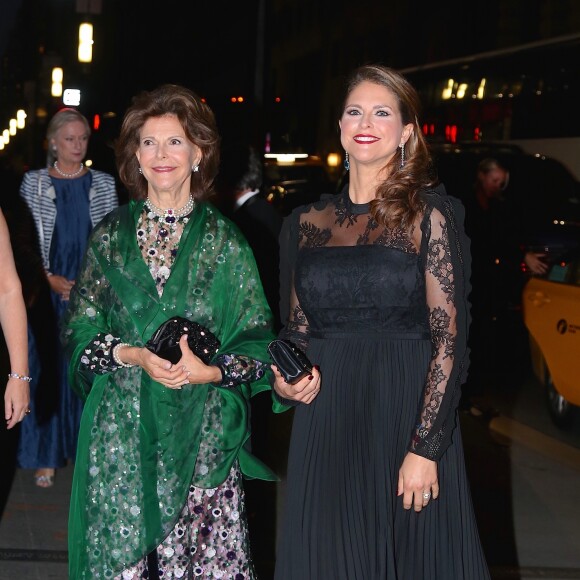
114 463 256 579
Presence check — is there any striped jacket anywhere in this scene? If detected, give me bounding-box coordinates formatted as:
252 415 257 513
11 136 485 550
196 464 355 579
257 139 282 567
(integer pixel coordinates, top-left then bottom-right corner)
20 168 119 271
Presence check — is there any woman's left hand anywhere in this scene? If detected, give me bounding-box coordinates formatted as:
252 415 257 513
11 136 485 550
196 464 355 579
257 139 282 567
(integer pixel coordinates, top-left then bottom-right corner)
397 452 439 512
172 334 222 385
4 377 31 429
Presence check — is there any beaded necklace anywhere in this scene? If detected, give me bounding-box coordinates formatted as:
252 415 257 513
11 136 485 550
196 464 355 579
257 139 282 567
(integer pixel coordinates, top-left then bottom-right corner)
53 161 84 178
138 196 195 291
144 195 195 220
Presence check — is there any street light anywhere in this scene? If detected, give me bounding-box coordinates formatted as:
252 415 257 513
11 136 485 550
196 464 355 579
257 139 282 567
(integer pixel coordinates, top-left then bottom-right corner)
16 110 26 129
52 67 63 97
63 89 81 106
78 23 94 63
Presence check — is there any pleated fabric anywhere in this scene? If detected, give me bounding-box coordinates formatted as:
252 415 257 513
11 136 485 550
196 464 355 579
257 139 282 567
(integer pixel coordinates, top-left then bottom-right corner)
274 190 490 579
275 336 489 579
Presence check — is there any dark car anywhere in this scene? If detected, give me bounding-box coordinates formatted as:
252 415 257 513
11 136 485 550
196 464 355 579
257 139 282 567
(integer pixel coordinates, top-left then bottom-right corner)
430 142 580 252
432 142 580 319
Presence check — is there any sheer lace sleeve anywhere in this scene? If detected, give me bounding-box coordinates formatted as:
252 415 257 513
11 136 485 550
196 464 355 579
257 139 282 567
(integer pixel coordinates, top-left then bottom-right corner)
278 209 310 351
272 209 312 408
410 193 471 461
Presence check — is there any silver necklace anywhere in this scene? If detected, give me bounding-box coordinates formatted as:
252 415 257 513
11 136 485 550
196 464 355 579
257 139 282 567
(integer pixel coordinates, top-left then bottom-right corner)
53 161 84 178
145 195 195 220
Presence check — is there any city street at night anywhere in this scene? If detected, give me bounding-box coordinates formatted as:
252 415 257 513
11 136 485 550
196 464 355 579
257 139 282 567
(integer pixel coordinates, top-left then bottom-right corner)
2 2 580 580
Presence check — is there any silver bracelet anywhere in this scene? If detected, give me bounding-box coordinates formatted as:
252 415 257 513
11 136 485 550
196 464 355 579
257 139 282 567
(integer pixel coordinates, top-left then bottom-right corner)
112 343 135 368
8 372 32 383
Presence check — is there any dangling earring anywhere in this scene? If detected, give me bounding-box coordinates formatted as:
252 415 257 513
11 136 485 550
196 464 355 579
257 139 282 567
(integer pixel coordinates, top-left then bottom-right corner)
192 164 199 173
399 143 405 168
344 152 350 171
138 167 143 175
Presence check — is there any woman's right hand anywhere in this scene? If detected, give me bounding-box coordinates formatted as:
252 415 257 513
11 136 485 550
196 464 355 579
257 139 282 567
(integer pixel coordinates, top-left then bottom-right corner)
47 274 75 300
120 345 191 389
271 364 321 404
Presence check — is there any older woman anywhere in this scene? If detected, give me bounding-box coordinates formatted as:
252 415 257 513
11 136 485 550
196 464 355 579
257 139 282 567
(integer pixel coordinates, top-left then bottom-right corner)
62 84 276 579
271 65 490 579
18 108 118 487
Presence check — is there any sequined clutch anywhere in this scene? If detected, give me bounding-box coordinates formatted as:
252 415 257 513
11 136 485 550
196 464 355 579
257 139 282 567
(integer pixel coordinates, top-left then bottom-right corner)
145 316 220 365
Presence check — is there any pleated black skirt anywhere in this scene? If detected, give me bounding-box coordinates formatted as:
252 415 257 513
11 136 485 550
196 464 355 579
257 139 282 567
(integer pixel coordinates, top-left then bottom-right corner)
274 336 491 580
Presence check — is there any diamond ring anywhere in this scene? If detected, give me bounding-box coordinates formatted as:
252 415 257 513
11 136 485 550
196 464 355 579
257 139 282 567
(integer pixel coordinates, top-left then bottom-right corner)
423 492 431 500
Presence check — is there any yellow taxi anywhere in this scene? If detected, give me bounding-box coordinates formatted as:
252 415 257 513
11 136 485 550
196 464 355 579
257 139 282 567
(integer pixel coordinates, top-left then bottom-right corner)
522 248 580 428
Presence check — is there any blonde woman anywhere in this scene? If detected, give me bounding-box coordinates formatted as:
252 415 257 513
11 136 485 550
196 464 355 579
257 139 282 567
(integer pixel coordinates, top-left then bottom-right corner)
18 108 118 487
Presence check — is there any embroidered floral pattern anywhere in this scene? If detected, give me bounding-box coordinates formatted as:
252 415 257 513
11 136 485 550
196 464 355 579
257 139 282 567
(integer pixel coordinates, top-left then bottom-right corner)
115 463 256 580
78 210 267 387
215 354 267 388
80 333 121 372
282 192 464 461
136 209 188 291
62 203 275 577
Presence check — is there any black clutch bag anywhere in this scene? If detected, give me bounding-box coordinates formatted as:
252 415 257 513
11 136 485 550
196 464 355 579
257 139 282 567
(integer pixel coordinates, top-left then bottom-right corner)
267 339 313 384
145 316 220 365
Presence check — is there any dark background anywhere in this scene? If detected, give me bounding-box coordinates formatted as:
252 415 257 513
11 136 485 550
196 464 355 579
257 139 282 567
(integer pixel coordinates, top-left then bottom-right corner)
1 0 580 175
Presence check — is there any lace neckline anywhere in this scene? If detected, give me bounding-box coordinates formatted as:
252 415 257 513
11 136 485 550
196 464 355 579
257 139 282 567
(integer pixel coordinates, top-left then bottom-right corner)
343 190 371 215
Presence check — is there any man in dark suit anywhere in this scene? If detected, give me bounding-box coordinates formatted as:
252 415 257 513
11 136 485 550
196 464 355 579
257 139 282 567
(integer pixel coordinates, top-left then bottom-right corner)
216 142 283 330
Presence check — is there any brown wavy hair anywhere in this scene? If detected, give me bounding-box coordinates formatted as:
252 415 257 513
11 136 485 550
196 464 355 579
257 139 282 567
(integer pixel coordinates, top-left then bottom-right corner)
341 65 437 229
115 84 220 200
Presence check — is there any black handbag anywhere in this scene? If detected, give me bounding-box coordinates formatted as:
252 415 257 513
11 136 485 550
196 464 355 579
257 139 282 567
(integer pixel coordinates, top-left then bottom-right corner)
145 316 220 365
267 339 313 384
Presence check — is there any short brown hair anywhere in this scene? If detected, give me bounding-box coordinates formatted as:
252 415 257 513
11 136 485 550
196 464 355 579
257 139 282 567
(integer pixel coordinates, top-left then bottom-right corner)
115 84 220 200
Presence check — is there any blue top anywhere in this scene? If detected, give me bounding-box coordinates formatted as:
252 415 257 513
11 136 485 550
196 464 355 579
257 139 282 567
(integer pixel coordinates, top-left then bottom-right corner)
49 172 93 280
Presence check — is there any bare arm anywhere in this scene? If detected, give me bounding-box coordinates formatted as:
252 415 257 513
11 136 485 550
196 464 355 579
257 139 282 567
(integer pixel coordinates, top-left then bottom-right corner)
0 209 30 428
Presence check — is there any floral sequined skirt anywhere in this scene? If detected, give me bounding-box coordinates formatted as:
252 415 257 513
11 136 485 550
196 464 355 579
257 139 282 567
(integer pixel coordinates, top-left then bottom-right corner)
116 462 256 579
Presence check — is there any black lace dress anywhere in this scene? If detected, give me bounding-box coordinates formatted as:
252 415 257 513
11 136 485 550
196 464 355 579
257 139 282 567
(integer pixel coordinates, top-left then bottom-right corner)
274 185 490 579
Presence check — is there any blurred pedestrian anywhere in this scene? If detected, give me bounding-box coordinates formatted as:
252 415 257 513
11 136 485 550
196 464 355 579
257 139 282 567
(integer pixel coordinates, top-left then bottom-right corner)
467 157 548 284
463 157 547 401
0 207 31 430
17 108 118 487
62 84 276 579
215 141 283 330
271 64 490 579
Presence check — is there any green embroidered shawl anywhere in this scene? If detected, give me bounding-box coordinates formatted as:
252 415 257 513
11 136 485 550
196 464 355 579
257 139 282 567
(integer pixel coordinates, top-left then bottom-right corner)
62 200 276 579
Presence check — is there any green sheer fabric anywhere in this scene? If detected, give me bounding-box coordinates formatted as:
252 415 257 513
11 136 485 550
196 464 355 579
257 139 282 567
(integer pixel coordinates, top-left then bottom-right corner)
62 200 276 579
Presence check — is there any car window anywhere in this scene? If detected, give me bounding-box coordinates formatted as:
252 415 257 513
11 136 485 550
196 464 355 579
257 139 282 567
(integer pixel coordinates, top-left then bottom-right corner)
547 263 570 282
